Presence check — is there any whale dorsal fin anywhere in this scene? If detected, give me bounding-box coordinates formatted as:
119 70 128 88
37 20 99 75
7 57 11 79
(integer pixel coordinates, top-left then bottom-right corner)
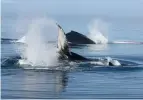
56 24 70 55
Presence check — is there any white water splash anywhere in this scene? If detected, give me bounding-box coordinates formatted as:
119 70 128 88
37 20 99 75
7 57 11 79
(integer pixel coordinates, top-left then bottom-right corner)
16 36 26 43
17 18 59 66
88 19 108 44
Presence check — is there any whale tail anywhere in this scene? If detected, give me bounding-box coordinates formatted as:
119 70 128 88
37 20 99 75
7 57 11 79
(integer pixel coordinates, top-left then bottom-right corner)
56 24 87 60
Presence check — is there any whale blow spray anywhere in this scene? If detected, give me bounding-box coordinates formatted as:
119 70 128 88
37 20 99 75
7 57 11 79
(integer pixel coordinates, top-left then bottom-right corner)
88 19 108 44
18 18 58 66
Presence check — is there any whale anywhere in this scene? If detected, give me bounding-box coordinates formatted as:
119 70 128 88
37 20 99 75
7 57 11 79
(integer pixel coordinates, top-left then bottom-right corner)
56 23 121 66
2 24 139 67
66 30 95 44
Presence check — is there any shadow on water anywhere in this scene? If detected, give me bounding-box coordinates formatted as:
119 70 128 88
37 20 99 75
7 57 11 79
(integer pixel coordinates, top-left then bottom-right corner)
2 68 69 99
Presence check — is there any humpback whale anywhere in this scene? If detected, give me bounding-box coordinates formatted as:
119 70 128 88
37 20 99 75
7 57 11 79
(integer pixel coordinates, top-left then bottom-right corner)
66 31 95 44
2 24 139 67
57 24 88 61
57 24 121 66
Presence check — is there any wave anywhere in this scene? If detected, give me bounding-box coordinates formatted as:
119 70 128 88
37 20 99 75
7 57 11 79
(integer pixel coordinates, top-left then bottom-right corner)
2 54 142 72
16 36 26 43
1 38 17 44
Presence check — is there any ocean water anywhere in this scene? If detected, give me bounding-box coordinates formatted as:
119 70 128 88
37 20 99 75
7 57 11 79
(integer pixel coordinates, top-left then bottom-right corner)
2 5 143 99
1 41 143 99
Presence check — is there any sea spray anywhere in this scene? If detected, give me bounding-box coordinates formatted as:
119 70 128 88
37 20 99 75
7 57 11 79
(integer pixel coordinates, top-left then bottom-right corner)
17 18 59 66
88 19 108 44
